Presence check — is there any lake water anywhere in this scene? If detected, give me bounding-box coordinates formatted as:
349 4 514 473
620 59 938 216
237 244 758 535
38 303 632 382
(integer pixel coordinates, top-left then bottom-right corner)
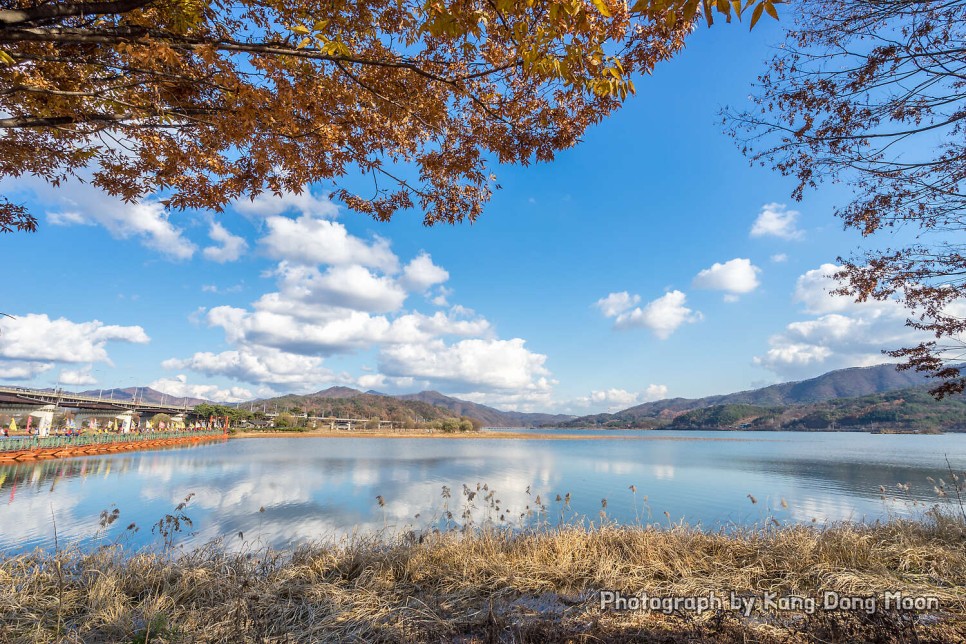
1 430 964 554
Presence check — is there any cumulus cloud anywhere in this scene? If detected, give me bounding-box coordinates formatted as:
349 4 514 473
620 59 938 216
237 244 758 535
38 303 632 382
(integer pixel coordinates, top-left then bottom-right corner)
771 253 788 263
574 384 668 412
202 222 248 263
269 262 408 314
0 314 149 364
165 212 552 402
0 174 197 260
357 373 387 390
750 203 804 240
595 291 641 318
58 368 97 386
163 348 332 391
400 253 449 292
755 264 922 379
431 286 453 307
261 215 397 272
233 189 339 219
379 338 550 392
149 374 253 403
642 383 669 401
0 361 54 380
599 290 701 339
692 258 761 298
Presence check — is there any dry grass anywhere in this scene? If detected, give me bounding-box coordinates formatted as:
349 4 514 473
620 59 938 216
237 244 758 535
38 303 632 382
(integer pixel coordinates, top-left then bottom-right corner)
1 511 964 643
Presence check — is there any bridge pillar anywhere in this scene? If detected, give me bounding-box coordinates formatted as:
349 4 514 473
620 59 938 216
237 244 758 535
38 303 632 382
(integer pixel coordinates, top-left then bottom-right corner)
116 411 134 433
28 405 56 437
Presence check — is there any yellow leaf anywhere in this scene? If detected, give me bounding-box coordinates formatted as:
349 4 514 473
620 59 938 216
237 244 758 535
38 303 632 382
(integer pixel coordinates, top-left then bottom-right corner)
591 0 613 18
764 1 779 20
291 25 310 35
749 1 764 28
683 0 699 23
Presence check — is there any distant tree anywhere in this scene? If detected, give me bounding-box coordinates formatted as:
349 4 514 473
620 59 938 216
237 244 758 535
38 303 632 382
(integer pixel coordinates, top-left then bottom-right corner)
151 412 172 428
435 417 462 433
727 0 966 397
0 0 776 231
275 411 296 428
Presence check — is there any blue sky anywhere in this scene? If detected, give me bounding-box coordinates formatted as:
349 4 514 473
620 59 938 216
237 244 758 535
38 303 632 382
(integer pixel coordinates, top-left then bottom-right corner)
0 17 926 413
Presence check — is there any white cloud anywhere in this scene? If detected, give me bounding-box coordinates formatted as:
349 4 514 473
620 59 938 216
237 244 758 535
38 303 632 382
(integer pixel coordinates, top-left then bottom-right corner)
202 222 248 263
692 258 761 297
0 313 149 364
400 253 449 292
357 373 386 390
149 374 253 403
269 262 408 314
643 383 669 400
0 174 199 260
165 217 552 402
0 361 54 380
771 253 788 263
162 348 332 391
755 264 923 379
595 291 641 317
431 286 453 307
379 338 550 392
793 264 856 314
750 203 804 240
261 215 397 272
233 189 339 219
574 384 668 412
601 290 702 339
58 368 97 386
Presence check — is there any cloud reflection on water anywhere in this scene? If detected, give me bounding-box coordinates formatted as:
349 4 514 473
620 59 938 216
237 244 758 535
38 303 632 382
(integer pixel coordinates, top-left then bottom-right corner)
0 433 963 553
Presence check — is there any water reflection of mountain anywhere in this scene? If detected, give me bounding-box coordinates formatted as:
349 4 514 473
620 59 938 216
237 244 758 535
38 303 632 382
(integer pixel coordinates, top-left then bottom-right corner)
741 457 955 503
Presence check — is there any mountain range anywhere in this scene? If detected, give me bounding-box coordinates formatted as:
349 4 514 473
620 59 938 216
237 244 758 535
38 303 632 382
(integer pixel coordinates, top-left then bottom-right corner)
77 363 958 430
78 387 209 407
560 363 936 427
250 387 574 427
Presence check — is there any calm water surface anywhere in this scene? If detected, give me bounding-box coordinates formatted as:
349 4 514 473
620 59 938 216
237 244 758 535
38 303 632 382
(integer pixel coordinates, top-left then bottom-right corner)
1 430 964 554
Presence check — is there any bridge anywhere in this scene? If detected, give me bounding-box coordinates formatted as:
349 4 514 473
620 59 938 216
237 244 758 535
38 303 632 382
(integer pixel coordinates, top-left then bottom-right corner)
0 386 192 437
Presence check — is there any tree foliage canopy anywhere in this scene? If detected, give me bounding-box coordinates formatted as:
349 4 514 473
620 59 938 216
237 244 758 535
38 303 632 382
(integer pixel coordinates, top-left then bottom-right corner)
0 0 775 229
727 0 966 396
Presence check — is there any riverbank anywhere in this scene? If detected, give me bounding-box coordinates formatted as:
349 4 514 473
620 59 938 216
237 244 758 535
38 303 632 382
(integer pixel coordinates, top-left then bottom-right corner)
2 513 963 643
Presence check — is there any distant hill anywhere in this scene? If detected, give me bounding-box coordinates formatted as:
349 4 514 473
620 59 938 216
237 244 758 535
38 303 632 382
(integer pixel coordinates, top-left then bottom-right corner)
71 383 572 428
78 387 209 407
252 387 573 428
250 389 477 426
659 386 966 432
562 364 938 427
396 391 574 427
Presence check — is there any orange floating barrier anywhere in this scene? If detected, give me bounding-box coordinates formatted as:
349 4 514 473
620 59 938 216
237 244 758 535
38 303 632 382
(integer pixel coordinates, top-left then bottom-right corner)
0 434 226 463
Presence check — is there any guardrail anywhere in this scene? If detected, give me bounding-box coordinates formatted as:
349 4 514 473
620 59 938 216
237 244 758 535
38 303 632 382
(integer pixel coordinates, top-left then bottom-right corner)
0 429 224 453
